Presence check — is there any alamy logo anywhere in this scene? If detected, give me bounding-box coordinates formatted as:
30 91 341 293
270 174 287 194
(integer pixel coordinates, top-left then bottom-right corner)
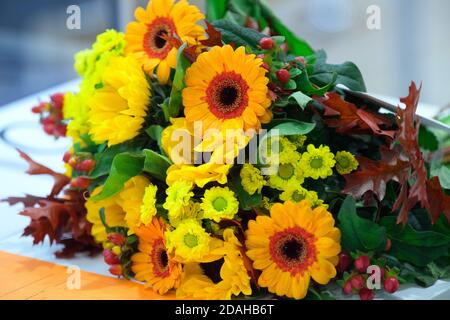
66 5 81 30
366 5 381 30
66 265 81 290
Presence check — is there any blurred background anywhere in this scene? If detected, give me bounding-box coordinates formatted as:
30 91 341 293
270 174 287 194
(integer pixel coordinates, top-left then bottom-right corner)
0 0 449 107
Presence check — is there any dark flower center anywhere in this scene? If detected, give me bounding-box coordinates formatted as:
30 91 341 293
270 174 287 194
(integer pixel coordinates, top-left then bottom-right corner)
220 86 239 106
151 238 170 278
143 17 176 59
154 29 168 49
159 249 169 268
282 238 304 260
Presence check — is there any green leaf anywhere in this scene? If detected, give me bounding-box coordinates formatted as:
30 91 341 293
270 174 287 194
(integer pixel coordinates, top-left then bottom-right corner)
168 43 190 119
143 149 172 181
92 152 144 201
257 0 314 56
311 60 366 92
431 165 450 190
145 125 164 154
228 167 262 210
90 142 141 179
288 91 313 110
380 216 450 267
419 126 439 151
212 19 265 48
337 196 387 253
264 120 316 136
296 69 336 96
205 0 227 21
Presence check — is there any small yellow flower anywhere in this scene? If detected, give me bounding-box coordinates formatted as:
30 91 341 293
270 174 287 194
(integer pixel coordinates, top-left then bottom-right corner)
240 164 265 195
163 180 194 221
335 151 359 175
165 219 220 262
262 136 300 164
268 158 304 191
201 187 239 222
140 184 158 226
169 201 203 227
280 186 327 208
289 135 307 149
261 196 273 211
300 144 336 180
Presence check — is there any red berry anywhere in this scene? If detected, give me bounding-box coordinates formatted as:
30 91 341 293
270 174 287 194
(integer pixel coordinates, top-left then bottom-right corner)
51 93 65 110
343 281 353 295
68 157 77 168
295 56 306 65
63 151 71 163
71 177 90 189
55 124 67 137
276 69 290 84
359 288 375 300
77 159 96 172
351 275 365 290
103 249 120 265
107 233 126 246
384 276 399 294
31 105 43 114
262 62 270 71
41 116 55 126
259 37 274 50
337 252 351 273
43 123 55 135
108 264 122 276
354 255 370 273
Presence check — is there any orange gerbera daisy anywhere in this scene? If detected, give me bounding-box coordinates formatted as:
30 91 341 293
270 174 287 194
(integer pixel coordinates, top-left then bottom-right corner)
182 45 272 135
131 218 183 295
125 0 205 84
245 200 341 299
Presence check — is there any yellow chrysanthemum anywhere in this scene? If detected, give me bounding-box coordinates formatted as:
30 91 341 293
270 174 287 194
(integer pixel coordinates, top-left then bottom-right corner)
169 201 203 227
163 180 194 217
289 135 307 149
140 184 158 226
260 136 300 167
280 186 327 208
200 187 239 222
300 144 336 180
183 45 272 135
161 117 196 164
64 30 125 142
268 158 304 191
165 219 222 263
261 196 273 211
89 55 150 146
115 176 150 233
335 151 359 175
125 0 205 84
240 164 265 195
176 229 252 299
131 218 183 295
245 201 341 299
166 162 232 188
86 188 127 243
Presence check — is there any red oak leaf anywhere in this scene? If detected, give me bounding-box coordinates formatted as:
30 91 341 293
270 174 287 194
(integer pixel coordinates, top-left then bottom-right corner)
342 145 410 200
18 149 70 197
318 93 396 139
200 21 223 47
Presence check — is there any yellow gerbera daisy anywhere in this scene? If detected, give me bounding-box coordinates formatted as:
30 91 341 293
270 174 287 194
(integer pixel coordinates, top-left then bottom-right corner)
300 144 336 180
125 0 205 84
246 201 341 299
165 219 222 263
140 184 158 226
163 180 194 217
131 218 183 295
268 158 304 191
89 56 150 146
183 45 272 135
161 117 196 164
176 229 252 299
201 187 239 222
280 186 327 208
335 151 359 175
240 164 266 195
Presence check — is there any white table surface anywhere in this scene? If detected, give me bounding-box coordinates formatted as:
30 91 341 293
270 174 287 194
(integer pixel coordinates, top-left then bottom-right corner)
0 81 448 299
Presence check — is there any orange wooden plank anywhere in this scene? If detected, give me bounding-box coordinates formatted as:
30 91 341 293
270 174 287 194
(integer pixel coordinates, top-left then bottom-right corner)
0 250 176 300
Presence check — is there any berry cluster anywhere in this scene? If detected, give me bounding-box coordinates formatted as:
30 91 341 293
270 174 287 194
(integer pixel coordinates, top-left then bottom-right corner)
102 231 138 277
337 252 400 300
31 93 67 138
63 151 96 189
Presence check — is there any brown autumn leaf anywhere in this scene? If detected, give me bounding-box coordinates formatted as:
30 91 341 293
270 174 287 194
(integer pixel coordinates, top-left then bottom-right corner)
200 21 223 47
18 149 70 197
318 93 396 139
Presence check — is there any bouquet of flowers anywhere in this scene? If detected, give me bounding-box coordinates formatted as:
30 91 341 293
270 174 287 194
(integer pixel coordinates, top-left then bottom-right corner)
6 0 450 300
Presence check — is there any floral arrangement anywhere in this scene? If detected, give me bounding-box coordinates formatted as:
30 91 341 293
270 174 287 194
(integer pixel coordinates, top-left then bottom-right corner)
5 0 450 300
